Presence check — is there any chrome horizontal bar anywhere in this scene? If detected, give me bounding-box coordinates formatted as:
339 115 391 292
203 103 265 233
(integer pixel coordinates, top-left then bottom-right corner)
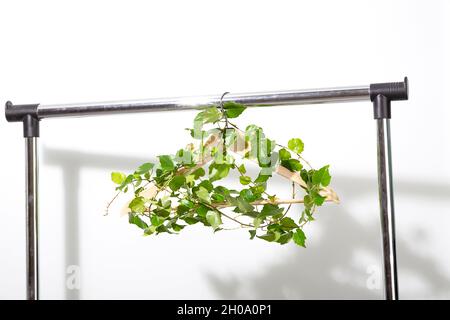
37 85 370 118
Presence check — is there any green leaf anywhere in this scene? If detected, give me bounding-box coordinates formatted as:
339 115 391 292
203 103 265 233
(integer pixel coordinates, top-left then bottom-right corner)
280 217 299 230
196 204 209 217
253 216 263 228
128 197 146 213
134 186 144 195
150 215 164 227
300 169 310 184
195 107 222 124
260 204 284 217
288 138 304 154
223 101 246 118
177 204 190 215
144 225 157 235
181 199 194 208
198 180 214 192
267 224 282 233
196 186 211 204
240 189 258 202
184 217 199 225
133 175 142 188
236 196 254 213
156 225 173 234
214 186 231 197
239 176 252 185
225 128 237 147
169 175 186 191
237 164 246 174
277 232 293 245
312 165 331 186
172 224 185 232
250 183 266 195
281 159 303 172
128 212 148 230
158 155 175 171
135 162 154 175
305 209 314 221
254 172 270 184
192 168 205 179
312 192 326 206
304 194 314 207
249 230 257 240
160 197 171 209
111 172 126 185
186 174 195 184
154 208 170 218
211 192 225 203
209 163 230 182
293 229 307 247
257 232 276 242
279 148 291 161
206 210 222 229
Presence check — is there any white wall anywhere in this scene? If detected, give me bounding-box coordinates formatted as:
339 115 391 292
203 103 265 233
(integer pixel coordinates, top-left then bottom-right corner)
0 0 449 299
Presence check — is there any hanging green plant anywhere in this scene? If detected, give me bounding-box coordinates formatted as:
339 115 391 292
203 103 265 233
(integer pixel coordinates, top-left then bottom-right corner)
107 102 339 247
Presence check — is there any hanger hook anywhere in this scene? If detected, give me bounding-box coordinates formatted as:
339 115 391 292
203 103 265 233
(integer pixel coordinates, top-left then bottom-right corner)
219 91 230 115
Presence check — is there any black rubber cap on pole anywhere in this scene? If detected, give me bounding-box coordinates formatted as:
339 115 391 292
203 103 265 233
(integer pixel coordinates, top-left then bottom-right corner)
5 101 40 137
23 114 40 137
370 77 408 119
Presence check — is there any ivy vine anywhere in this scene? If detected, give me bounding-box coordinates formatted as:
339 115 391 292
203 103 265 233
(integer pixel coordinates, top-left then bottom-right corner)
108 102 334 247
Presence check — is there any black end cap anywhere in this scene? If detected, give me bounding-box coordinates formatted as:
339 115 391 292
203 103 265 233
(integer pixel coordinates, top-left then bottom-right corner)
23 114 40 137
370 77 409 102
5 101 40 137
5 101 40 122
370 77 408 119
373 94 391 119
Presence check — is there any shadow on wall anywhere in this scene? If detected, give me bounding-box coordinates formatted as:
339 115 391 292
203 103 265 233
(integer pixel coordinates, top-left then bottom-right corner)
44 148 450 300
44 148 151 300
207 177 450 299
207 204 382 299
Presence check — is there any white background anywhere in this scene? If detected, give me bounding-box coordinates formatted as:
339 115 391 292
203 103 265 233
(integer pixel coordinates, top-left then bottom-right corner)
0 0 449 299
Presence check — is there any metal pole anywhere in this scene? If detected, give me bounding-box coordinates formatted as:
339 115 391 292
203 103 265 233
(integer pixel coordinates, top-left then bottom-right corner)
25 136 39 300
376 118 398 300
36 86 370 118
